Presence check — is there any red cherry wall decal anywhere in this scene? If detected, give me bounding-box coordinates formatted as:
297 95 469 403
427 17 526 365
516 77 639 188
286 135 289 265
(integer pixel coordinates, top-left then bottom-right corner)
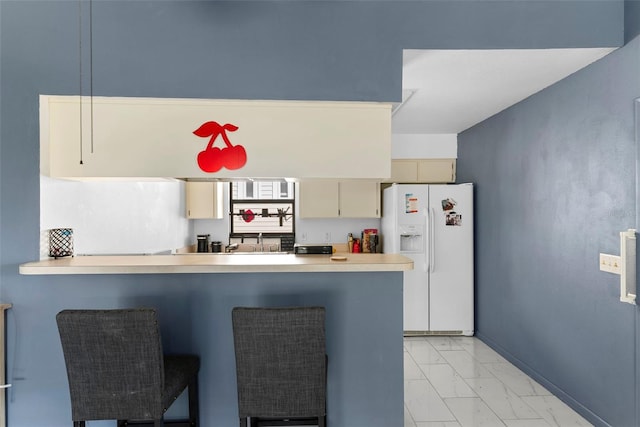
197 147 225 173
193 121 247 173
223 145 247 170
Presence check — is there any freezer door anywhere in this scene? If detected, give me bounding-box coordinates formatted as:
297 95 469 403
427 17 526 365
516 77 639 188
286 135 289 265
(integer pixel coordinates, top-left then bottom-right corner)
427 184 474 334
403 252 430 331
394 184 429 226
382 184 431 331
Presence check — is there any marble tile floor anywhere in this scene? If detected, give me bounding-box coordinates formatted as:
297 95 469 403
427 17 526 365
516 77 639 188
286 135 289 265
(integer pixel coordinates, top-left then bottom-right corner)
404 336 593 427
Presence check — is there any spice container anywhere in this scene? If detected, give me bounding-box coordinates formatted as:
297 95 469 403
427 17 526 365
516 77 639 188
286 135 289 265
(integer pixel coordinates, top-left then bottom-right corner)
352 238 361 253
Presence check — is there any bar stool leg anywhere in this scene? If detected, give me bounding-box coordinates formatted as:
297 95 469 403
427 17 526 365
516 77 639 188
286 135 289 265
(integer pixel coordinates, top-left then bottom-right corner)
189 377 200 426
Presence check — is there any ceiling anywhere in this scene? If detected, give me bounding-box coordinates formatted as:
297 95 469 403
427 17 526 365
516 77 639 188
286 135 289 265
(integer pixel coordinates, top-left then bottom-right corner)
391 48 616 135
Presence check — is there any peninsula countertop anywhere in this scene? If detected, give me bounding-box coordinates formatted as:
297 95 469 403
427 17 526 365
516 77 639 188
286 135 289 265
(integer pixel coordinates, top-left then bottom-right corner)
19 253 413 275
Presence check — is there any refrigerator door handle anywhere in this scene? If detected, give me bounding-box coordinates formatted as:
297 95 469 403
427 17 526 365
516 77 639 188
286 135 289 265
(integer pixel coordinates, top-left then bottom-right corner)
430 207 436 273
422 208 431 273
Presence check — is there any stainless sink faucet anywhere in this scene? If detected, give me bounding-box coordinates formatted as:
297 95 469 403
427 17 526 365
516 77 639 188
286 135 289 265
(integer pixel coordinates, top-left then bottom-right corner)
258 233 264 252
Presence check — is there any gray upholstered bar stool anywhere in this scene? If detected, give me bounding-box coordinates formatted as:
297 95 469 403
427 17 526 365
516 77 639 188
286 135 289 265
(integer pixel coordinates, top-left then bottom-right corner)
232 306 327 427
56 308 200 427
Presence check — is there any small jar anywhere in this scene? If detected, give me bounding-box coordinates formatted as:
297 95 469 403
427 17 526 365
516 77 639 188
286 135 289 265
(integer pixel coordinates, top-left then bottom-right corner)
197 234 210 253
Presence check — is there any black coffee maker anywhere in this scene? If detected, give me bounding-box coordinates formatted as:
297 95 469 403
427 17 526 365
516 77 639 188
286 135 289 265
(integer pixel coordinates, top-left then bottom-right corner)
197 234 210 253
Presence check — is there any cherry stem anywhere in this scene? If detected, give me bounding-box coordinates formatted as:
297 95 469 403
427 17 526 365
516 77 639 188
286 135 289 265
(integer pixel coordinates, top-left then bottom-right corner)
220 129 234 149
206 135 217 151
205 124 235 151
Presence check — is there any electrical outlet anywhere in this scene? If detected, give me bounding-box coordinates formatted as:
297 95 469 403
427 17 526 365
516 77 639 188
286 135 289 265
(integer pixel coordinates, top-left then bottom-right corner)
300 232 307 242
324 232 331 243
600 253 621 274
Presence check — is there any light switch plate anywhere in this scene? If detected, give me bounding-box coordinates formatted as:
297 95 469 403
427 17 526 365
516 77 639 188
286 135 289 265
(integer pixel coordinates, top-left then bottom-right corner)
600 253 621 274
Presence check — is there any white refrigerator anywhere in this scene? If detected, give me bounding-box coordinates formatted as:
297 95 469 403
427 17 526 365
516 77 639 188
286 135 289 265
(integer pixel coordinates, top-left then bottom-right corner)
382 183 474 335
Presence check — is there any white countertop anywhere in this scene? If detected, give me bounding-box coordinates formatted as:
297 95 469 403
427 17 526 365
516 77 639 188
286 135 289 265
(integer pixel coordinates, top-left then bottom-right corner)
19 253 413 275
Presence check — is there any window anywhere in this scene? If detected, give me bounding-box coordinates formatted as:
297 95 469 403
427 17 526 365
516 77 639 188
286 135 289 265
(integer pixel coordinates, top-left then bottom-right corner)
230 181 295 236
280 181 289 198
246 181 254 198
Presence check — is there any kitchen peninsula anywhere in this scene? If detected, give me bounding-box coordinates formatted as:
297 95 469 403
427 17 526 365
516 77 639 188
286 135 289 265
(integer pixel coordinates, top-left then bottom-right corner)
19 253 412 427
19 252 411 275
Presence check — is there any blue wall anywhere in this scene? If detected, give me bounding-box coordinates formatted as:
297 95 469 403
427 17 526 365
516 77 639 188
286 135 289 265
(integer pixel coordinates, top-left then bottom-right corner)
625 0 640 41
457 33 640 427
9 271 404 427
0 1 627 426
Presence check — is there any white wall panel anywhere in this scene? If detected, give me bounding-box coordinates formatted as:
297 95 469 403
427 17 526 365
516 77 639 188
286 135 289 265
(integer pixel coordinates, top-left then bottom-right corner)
40 175 190 256
391 134 457 159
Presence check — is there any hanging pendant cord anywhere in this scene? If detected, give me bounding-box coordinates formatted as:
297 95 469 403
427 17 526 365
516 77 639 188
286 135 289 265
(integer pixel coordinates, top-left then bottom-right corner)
78 0 83 164
89 0 94 154
78 0 94 163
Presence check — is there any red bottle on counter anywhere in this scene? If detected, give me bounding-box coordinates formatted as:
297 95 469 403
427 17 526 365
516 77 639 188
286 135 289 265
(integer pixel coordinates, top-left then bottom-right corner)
352 239 361 253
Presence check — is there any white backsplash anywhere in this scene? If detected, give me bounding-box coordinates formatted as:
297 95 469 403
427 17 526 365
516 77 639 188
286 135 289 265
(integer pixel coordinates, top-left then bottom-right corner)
295 217 381 246
40 175 191 257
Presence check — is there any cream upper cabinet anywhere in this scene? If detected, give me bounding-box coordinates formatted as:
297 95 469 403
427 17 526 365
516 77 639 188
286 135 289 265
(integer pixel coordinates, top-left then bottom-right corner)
298 181 340 218
299 181 380 218
338 181 380 218
388 160 419 183
384 159 456 183
186 181 224 219
417 159 456 182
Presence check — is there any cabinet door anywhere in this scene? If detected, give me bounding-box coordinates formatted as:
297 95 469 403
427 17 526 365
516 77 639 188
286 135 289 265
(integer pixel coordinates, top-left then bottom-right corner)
298 181 340 218
186 182 223 219
417 159 456 183
339 181 380 218
384 160 418 183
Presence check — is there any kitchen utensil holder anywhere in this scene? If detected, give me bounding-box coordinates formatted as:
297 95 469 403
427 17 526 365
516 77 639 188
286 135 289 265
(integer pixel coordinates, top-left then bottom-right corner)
49 228 74 258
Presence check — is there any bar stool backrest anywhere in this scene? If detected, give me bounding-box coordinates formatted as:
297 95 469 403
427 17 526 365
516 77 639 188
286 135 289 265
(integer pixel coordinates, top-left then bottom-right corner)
56 308 165 421
232 306 327 421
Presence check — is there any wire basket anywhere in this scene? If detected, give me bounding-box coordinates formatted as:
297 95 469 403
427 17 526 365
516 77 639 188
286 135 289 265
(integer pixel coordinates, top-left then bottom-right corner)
49 228 74 258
